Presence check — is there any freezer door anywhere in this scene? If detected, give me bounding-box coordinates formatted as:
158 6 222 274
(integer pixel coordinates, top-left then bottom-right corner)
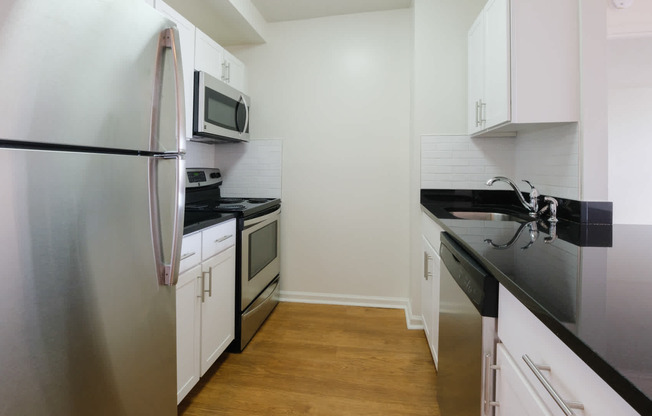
0 148 182 415
0 0 184 154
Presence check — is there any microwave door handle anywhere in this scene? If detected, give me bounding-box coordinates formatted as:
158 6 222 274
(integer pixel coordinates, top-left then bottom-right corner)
240 95 249 135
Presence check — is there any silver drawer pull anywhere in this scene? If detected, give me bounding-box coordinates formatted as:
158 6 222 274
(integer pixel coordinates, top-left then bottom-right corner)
214 234 233 243
180 251 196 261
522 355 584 416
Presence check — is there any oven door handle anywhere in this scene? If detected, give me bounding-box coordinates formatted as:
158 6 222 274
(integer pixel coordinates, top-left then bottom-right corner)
243 207 281 229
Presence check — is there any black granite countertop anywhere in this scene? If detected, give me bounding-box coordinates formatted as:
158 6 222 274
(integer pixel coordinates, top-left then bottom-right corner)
422 189 652 414
183 213 236 235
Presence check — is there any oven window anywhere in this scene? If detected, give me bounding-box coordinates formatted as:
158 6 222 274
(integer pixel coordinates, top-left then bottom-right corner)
205 87 237 131
248 222 278 280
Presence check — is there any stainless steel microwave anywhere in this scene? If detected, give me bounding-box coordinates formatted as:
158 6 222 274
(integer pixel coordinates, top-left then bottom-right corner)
192 70 250 143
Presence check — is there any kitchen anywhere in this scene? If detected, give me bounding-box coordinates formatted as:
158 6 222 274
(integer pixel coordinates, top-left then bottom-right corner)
1 0 651 415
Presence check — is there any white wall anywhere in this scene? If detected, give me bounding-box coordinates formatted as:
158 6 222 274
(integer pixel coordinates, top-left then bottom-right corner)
409 0 485 323
230 10 412 300
607 0 652 38
579 0 609 201
607 37 652 224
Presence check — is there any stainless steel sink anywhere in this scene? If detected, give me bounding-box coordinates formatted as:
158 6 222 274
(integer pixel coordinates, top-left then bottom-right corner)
449 211 530 222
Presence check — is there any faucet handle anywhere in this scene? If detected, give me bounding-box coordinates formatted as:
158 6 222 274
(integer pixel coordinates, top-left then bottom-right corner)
521 180 538 212
543 196 558 223
521 179 537 193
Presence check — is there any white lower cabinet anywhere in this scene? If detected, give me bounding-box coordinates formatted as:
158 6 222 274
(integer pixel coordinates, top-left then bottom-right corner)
421 210 443 368
497 285 638 415
176 264 201 403
176 219 236 404
200 246 235 375
421 235 439 368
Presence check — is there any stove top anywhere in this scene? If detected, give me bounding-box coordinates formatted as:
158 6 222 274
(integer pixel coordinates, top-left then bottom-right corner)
183 168 281 229
185 197 279 215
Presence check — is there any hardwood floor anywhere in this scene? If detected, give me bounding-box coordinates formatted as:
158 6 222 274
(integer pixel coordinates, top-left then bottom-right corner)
178 302 440 415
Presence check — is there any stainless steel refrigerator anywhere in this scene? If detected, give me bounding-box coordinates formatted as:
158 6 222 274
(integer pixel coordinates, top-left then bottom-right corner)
0 0 185 414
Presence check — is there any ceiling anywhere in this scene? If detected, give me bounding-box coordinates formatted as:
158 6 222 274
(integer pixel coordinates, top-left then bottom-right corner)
250 0 413 23
163 0 413 46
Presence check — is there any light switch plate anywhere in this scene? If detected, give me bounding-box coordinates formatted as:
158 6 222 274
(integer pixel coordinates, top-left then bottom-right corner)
612 0 634 9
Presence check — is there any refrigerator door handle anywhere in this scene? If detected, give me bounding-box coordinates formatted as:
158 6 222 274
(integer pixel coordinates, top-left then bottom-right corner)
149 155 185 286
147 27 186 286
150 27 186 154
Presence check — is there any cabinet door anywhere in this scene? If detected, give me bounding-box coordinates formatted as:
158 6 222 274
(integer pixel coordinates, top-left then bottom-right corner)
483 0 510 129
195 29 224 82
422 236 440 368
222 49 247 93
155 0 196 139
176 264 202 404
200 246 236 375
495 343 554 416
499 286 639 416
468 12 485 134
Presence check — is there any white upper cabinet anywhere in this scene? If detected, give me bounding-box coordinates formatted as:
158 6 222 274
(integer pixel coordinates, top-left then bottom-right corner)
195 28 224 81
154 0 196 139
468 0 579 137
195 29 247 93
221 48 247 93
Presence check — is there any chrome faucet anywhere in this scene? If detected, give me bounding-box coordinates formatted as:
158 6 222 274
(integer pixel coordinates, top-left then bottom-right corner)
486 176 538 217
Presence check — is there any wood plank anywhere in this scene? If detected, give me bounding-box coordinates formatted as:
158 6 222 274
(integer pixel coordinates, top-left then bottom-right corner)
178 302 440 415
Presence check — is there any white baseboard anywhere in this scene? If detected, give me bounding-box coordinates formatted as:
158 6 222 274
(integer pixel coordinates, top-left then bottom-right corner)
405 299 424 330
279 290 424 330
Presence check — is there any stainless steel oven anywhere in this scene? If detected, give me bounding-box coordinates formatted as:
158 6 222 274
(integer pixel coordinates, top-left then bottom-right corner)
241 207 281 311
183 168 281 351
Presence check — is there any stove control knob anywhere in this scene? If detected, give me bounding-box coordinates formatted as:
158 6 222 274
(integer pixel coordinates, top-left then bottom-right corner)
210 172 220 179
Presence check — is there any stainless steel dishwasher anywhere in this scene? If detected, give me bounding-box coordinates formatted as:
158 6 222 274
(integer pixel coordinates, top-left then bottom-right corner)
438 233 499 416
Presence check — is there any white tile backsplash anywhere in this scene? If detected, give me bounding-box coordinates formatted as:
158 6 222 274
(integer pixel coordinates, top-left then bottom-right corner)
421 135 515 190
514 124 580 200
213 139 283 198
421 124 580 200
185 140 217 168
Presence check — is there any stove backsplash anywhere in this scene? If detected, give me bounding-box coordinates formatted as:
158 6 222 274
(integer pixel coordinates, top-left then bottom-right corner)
213 138 283 198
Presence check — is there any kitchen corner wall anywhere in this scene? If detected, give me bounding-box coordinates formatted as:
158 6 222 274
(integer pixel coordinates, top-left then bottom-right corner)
607 36 652 224
229 10 412 302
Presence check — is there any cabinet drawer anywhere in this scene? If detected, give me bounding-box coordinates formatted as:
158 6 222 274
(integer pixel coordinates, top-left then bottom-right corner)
180 232 202 273
421 210 444 251
201 219 236 260
498 286 637 415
